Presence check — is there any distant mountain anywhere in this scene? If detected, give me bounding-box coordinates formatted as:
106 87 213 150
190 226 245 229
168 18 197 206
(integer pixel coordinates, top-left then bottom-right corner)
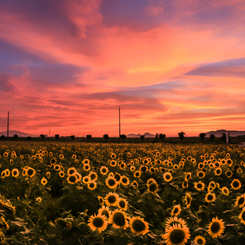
127 132 155 138
0 130 38 137
206 129 245 137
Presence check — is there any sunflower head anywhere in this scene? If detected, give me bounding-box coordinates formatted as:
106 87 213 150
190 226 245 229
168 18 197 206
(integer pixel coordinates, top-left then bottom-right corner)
162 224 190 245
105 192 119 207
109 209 128 229
130 216 149 235
194 235 206 245
88 214 107 233
207 217 225 238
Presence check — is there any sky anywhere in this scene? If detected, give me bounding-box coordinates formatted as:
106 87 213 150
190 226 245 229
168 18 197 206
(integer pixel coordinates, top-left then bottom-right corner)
0 0 245 137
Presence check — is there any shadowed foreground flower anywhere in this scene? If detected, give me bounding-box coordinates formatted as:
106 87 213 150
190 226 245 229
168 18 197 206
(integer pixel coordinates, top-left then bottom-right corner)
162 224 190 245
194 235 206 245
130 216 149 235
207 217 225 238
88 214 107 233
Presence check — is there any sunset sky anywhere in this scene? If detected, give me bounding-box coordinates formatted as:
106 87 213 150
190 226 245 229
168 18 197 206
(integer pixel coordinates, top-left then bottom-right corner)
0 0 245 137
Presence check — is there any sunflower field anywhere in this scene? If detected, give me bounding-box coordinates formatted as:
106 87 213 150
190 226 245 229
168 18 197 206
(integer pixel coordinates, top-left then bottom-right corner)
0 142 245 245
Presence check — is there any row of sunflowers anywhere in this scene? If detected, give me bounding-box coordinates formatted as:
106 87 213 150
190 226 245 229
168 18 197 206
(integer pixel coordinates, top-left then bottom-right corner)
0 142 245 244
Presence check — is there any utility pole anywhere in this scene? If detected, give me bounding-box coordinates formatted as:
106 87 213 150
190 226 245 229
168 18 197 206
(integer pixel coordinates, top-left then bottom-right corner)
119 106 121 138
7 111 9 137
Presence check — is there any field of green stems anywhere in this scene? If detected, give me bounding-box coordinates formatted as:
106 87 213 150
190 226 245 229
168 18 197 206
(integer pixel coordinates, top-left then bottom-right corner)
0 142 245 245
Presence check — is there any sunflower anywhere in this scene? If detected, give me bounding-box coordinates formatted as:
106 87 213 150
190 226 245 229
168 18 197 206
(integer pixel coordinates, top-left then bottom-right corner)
11 168 19 178
105 177 118 189
184 193 192 208
132 180 138 189
205 192 216 203
185 172 192 181
148 182 159 194
214 167 222 176
100 166 108 175
83 176 90 184
182 180 188 189
130 165 136 172
36 197 42 202
163 172 173 182
239 207 245 225
104 192 119 207
87 181 97 190
50 158 57 164
89 171 98 181
117 198 128 211
165 216 187 228
231 179 241 190
196 170 205 179
98 206 111 219
26 167 36 178
67 174 78 184
109 209 128 229
171 205 182 216
59 154 64 159
110 160 117 167
59 171 65 178
88 214 108 233
194 235 206 245
130 216 149 235
162 224 190 245
225 169 233 178
194 181 205 191
46 171 51 179
234 194 245 208
207 217 225 238
83 164 91 171
110 153 116 159
41 177 48 186
53 164 61 171
134 170 141 178
67 167 77 176
140 165 148 173
120 176 130 186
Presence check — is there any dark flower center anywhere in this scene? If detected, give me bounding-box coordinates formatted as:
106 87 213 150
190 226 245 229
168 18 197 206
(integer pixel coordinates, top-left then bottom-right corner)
132 219 146 232
211 222 220 233
108 179 115 186
238 197 245 205
197 238 204 244
119 200 126 208
113 212 125 226
108 195 116 204
93 217 104 228
207 194 214 201
170 229 185 243
69 175 77 183
149 183 157 192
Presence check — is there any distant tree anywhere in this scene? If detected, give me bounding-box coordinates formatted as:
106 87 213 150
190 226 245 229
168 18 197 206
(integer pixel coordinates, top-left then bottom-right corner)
86 135 92 141
221 133 226 142
55 134 59 140
199 133 206 141
26 136 32 141
159 134 166 142
13 134 18 140
155 133 159 142
40 134 45 139
103 134 109 142
0 135 5 140
210 134 215 141
120 134 127 141
70 135 75 141
140 135 145 142
178 132 185 140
